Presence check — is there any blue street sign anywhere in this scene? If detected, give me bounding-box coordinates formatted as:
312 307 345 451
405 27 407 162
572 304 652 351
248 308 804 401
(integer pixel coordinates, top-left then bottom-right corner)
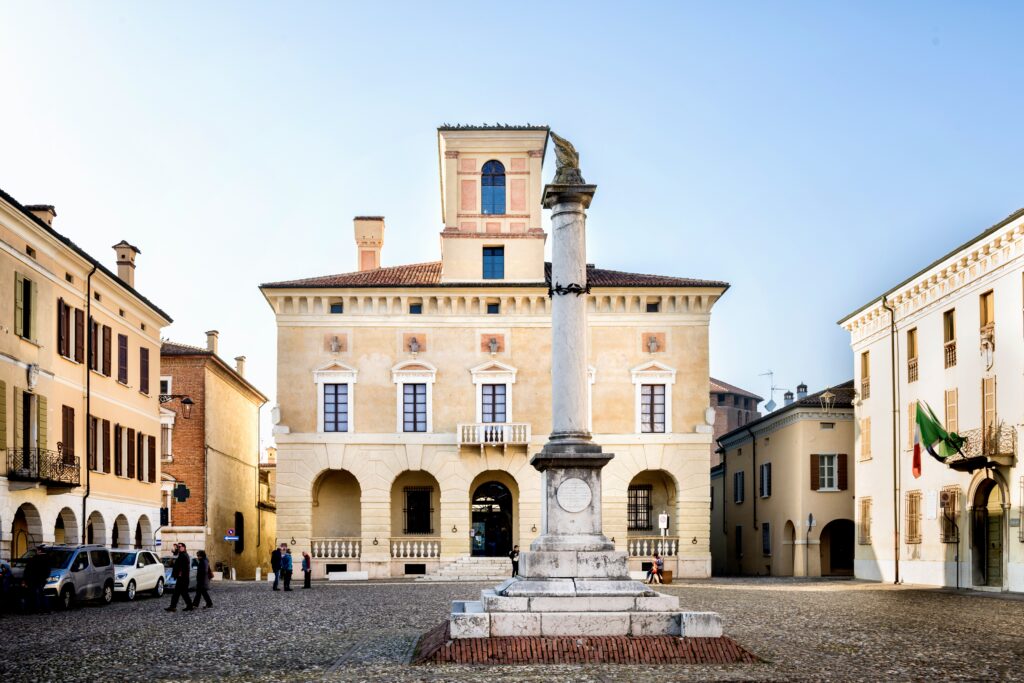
224 535 240 541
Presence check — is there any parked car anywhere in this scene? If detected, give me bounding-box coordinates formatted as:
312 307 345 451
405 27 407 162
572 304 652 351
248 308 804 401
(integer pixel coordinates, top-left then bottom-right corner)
111 549 165 600
14 545 115 609
160 555 198 590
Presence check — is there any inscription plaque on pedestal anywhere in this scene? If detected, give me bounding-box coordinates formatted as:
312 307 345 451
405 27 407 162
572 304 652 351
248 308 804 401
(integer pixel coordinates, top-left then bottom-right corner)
556 477 592 513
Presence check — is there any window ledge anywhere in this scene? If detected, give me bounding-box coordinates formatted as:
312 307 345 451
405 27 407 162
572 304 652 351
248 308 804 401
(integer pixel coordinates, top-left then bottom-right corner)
18 336 42 348
817 487 841 493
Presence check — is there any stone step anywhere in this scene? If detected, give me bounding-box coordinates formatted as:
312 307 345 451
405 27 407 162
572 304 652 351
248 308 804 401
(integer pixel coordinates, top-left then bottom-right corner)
449 610 723 639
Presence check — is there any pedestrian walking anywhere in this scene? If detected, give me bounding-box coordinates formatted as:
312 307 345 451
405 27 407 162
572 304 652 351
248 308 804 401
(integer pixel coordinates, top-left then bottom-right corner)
270 544 283 591
508 545 520 577
301 551 312 589
24 546 51 613
645 552 663 584
165 543 193 612
191 550 214 609
281 548 294 591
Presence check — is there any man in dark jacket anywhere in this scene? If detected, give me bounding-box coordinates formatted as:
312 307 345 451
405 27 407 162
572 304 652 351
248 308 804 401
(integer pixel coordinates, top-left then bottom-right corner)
165 543 193 612
270 545 282 591
24 547 51 613
191 550 213 609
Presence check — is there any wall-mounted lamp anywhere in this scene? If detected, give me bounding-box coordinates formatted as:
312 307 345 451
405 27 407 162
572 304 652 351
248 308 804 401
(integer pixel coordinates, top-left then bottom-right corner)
488 337 499 355
160 394 195 419
409 336 421 355
647 336 660 353
330 336 341 353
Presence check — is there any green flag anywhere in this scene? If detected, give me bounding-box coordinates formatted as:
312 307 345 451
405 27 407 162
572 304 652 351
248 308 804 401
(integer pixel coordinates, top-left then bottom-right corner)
915 402 965 462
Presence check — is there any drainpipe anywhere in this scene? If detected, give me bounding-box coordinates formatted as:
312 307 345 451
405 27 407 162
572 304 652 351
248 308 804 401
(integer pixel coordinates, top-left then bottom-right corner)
882 296 901 584
82 265 97 544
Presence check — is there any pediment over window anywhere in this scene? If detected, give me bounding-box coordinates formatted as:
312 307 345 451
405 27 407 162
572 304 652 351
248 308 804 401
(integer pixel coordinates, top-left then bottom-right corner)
630 360 677 384
313 360 358 384
469 360 518 385
392 359 437 384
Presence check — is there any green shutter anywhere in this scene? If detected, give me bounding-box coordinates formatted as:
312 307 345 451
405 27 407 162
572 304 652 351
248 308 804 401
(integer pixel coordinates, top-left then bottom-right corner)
14 273 24 338
0 380 7 449
29 279 38 341
13 387 22 450
37 394 47 450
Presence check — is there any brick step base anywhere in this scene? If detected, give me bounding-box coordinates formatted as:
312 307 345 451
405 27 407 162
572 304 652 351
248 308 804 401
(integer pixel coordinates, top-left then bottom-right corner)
413 622 760 665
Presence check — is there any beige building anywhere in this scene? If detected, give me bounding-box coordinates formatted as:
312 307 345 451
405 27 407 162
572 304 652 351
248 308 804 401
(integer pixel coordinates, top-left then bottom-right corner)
1 188 171 559
159 335 273 578
260 125 728 579
715 382 855 576
841 208 1024 592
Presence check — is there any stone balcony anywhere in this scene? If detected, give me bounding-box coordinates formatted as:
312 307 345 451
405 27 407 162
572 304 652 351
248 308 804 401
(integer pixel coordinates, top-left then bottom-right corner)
457 423 531 452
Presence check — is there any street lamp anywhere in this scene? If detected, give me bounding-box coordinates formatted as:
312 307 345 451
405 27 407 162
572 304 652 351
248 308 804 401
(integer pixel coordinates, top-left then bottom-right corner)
819 389 836 415
160 394 195 419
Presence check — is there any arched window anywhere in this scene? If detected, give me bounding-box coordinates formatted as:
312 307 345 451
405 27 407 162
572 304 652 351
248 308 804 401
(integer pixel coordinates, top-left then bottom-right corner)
481 160 506 215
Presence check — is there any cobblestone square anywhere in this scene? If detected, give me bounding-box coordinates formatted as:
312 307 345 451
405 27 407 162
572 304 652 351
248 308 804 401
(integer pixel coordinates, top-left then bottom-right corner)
2 578 1022 682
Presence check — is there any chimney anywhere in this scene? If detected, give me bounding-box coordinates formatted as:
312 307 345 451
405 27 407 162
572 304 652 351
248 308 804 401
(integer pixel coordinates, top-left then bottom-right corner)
234 355 246 377
354 216 385 272
784 391 795 406
112 240 141 288
796 382 808 400
205 330 219 354
26 204 57 226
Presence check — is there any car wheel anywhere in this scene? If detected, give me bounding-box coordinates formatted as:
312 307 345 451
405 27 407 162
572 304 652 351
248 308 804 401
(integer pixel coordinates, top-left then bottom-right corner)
152 578 165 597
60 587 74 611
101 582 114 605
125 580 137 601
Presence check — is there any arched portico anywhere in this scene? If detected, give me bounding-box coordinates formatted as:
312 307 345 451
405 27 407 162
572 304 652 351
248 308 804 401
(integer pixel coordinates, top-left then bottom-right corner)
136 515 154 549
112 514 130 548
87 510 107 546
469 470 520 557
969 471 1008 588
313 469 362 538
12 503 44 558
54 507 80 545
820 519 854 576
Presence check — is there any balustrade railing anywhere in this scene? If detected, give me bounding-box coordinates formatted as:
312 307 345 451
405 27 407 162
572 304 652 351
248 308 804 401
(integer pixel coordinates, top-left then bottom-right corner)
944 340 957 368
311 538 361 559
860 378 870 400
627 536 679 558
390 537 441 559
908 357 919 383
458 423 531 447
4 448 80 487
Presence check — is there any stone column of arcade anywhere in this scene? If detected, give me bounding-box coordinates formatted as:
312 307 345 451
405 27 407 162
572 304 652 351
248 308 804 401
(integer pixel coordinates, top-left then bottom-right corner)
447 132 722 640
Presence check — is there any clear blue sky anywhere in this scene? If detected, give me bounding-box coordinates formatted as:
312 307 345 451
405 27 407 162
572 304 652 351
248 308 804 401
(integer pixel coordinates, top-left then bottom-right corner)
3 2 1024 440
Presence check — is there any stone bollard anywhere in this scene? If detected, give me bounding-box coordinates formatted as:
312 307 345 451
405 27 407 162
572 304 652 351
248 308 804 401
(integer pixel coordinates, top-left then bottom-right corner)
255 567 261 582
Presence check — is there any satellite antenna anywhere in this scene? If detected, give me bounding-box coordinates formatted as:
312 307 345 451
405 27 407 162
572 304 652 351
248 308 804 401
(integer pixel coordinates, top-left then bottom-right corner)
758 370 789 412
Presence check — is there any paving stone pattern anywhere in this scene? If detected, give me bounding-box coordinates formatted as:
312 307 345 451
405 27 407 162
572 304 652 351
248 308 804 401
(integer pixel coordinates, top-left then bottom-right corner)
1 578 1023 681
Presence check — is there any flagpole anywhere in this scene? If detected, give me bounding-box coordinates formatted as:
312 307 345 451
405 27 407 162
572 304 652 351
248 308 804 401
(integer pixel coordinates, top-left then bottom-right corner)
883 296 901 585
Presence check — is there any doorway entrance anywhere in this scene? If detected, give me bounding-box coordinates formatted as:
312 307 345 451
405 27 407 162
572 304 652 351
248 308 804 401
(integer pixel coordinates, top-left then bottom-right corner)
820 519 854 576
471 481 513 557
972 478 1004 588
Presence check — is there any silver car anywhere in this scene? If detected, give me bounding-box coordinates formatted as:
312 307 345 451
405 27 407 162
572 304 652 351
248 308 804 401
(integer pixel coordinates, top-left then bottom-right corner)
16 545 115 609
160 555 199 590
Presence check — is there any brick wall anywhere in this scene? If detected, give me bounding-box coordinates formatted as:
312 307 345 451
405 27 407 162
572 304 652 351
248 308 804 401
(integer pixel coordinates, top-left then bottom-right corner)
160 355 207 527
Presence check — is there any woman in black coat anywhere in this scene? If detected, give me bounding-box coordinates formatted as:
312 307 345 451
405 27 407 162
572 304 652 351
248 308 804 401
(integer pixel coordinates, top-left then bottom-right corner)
191 550 213 609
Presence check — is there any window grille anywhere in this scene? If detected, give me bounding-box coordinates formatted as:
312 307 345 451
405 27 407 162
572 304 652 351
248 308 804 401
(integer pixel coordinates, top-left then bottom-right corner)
905 490 922 544
404 487 434 534
939 486 960 544
859 498 872 544
627 485 652 531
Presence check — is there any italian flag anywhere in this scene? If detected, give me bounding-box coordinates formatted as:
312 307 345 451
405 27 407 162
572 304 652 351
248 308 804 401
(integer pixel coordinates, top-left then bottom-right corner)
913 402 966 478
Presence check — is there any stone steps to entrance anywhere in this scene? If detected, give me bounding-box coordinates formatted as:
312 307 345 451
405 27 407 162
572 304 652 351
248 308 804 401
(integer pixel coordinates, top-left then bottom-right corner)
415 556 514 582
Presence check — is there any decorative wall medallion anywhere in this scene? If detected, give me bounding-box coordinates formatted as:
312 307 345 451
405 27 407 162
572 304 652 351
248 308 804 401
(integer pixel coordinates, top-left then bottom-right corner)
556 477 592 513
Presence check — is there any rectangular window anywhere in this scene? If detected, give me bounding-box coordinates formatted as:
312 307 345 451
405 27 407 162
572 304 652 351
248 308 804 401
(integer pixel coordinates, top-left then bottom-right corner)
323 383 349 433
486 302 500 314
409 303 422 315
627 485 652 531
944 389 958 434
161 423 172 459
907 328 918 382
481 384 506 423
858 498 872 544
761 522 771 556
982 376 996 454
329 302 344 314
139 347 150 395
402 383 427 433
640 384 666 433
14 273 37 340
87 415 98 471
735 526 743 561
733 471 745 504
860 351 870 399
905 490 922 544
646 301 660 313
980 290 995 329
943 309 957 368
812 453 846 491
117 334 128 384
482 247 504 280
759 463 772 498
404 487 433 534
939 486 960 543
860 417 872 460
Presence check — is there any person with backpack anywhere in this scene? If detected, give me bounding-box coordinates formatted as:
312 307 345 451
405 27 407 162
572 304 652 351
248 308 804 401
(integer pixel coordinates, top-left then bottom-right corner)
191 550 214 609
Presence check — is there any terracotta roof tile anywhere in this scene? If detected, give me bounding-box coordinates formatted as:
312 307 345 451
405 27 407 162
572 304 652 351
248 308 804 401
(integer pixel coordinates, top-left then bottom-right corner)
710 377 763 401
261 262 728 290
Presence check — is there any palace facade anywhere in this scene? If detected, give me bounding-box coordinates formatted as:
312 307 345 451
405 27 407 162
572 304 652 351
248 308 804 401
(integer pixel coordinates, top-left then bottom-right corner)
261 126 728 578
841 208 1024 592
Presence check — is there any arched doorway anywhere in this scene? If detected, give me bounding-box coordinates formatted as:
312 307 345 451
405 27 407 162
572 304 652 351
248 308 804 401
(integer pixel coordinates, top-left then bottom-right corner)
112 514 130 548
312 469 362 538
820 519 854 576
54 507 79 545
471 481 513 557
972 478 1004 587
391 471 440 538
626 470 678 542
87 510 107 546
11 504 43 558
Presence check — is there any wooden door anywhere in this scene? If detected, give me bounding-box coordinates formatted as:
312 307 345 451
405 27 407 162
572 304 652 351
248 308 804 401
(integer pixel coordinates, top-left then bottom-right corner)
986 508 1003 587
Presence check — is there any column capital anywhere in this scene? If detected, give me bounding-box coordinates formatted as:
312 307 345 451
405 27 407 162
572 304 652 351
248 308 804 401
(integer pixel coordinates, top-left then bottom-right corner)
542 183 597 209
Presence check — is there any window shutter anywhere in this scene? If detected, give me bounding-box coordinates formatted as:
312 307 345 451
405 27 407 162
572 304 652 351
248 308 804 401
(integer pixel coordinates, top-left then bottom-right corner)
140 348 150 394
37 395 47 450
102 419 111 473
88 320 97 370
86 416 96 470
810 454 820 491
13 387 23 450
14 273 24 338
127 428 136 478
908 401 917 448
57 298 67 356
838 454 848 491
29 280 38 340
766 463 772 496
0 380 6 450
114 424 123 476
118 334 128 384
147 435 156 483
61 405 73 458
102 326 112 376
74 309 85 362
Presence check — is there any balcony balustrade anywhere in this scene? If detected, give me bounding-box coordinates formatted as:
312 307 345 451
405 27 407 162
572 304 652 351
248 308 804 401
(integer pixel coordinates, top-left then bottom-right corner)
311 537 361 559
457 423 531 451
390 537 441 559
627 536 679 558
4 448 80 487
908 357 919 383
944 340 957 368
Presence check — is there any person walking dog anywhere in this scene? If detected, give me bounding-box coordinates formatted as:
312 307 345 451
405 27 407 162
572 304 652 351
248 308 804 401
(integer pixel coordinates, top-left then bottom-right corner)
166 543 193 612
270 545 282 591
191 550 214 609
301 551 312 589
